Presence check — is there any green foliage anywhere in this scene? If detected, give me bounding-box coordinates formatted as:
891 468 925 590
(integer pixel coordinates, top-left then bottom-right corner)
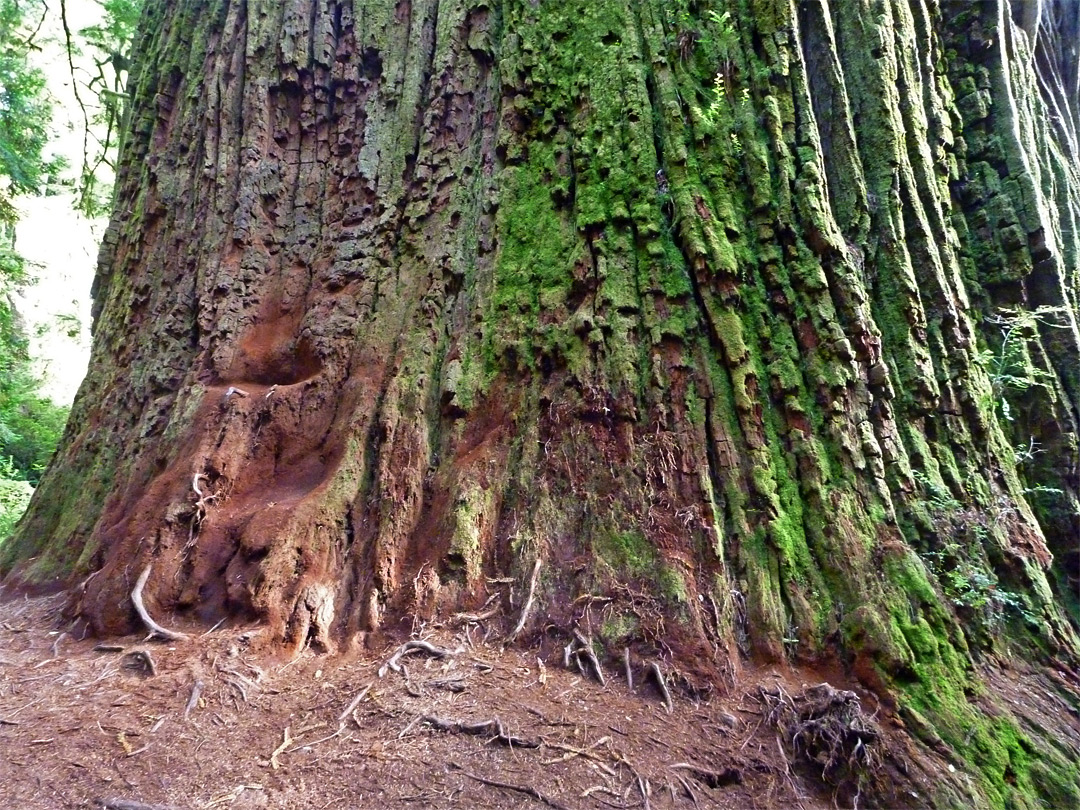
921 540 1034 626
912 472 1034 631
0 455 33 543
0 0 63 219
0 0 71 496
977 306 1067 422
0 366 68 484
73 0 143 215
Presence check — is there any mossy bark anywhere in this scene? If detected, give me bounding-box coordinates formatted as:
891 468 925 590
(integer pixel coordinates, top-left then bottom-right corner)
2 1 1078 806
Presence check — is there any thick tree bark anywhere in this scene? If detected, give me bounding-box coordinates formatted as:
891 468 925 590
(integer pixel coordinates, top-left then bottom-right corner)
3 1 1079 805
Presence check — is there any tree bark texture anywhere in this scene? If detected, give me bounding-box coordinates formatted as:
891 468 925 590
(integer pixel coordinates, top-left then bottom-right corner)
3 1 1079 805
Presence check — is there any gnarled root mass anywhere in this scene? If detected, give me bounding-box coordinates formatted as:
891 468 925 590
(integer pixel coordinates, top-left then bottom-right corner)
759 683 881 804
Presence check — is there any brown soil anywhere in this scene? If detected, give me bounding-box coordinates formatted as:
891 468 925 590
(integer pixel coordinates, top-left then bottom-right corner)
0 592 1031 810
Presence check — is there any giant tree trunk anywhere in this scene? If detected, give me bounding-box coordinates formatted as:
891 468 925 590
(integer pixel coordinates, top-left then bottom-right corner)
3 0 1079 805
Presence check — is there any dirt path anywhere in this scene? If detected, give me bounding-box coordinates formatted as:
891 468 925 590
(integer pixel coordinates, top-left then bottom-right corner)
1 593 958 809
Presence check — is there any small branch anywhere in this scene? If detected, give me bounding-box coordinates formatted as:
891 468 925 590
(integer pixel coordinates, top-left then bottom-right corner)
505 558 542 642
647 662 673 713
624 647 633 691
337 684 372 723
449 761 570 810
269 726 293 770
131 565 188 642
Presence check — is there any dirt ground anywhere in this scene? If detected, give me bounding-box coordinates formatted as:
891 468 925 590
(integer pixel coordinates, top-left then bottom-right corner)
0 591 1061 810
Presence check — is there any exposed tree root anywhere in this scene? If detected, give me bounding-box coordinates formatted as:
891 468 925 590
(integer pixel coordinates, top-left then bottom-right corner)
505 558 542 642
449 761 570 810
758 682 881 804
422 715 539 748
183 679 203 720
130 565 188 642
451 593 500 625
94 800 179 810
566 628 605 686
378 640 460 678
120 649 157 678
186 473 219 548
669 761 742 788
647 662 673 713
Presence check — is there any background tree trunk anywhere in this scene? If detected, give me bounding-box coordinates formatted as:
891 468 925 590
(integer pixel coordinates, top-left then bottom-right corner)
3 0 1079 805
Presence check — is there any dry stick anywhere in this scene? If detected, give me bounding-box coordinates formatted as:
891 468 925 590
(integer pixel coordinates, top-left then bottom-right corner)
647 662 673 714
505 557 542 641
337 684 372 724
269 726 293 770
674 774 700 808
623 648 633 691
638 776 652 810
199 617 227 637
131 565 188 642
183 680 204 720
449 761 570 810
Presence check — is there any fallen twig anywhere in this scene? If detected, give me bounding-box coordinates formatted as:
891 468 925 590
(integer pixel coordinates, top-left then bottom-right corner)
648 662 673 713
269 726 293 770
131 565 188 642
338 684 372 723
449 761 570 810
378 639 459 678
423 715 539 748
505 558 542 641
624 647 633 691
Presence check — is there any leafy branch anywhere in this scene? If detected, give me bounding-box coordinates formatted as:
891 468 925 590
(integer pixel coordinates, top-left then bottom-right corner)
60 0 142 216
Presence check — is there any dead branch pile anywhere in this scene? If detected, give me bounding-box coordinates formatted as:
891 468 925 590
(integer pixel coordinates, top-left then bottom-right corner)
758 682 880 801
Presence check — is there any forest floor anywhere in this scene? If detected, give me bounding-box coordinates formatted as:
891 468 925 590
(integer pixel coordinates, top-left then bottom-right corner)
0 591 1063 809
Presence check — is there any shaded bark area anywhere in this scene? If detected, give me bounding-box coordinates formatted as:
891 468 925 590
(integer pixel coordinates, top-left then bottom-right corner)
3 1 1079 806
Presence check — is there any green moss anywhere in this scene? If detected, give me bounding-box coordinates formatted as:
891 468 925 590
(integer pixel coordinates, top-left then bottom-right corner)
601 612 639 643
594 529 658 580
